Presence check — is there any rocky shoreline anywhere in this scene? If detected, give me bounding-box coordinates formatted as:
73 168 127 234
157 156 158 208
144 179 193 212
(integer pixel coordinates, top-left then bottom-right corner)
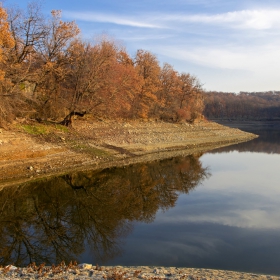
0 263 279 279
0 121 272 279
0 119 257 187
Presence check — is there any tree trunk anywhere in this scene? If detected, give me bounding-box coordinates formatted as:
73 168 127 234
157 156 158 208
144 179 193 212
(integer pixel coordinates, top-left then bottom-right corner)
59 110 86 126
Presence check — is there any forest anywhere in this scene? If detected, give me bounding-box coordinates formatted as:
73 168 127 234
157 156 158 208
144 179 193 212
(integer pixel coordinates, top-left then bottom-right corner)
0 3 204 127
204 91 280 120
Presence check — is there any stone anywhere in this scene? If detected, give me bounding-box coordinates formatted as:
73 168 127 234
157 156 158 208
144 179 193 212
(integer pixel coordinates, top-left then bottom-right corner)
5 265 18 271
78 263 92 269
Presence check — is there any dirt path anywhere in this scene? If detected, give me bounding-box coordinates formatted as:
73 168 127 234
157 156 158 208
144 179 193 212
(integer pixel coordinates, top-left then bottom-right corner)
0 120 257 187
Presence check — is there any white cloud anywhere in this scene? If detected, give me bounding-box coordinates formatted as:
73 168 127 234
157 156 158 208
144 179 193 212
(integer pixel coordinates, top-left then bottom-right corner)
63 9 280 32
158 43 280 72
63 11 162 28
166 9 280 30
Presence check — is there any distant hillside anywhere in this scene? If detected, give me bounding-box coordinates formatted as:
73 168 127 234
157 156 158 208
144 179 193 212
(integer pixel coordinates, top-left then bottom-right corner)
203 91 280 120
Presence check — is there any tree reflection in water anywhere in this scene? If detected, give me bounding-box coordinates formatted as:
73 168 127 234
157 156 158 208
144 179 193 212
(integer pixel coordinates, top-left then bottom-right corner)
0 154 209 266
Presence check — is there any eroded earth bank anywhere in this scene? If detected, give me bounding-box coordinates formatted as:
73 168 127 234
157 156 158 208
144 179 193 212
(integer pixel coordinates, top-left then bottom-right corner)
0 119 257 187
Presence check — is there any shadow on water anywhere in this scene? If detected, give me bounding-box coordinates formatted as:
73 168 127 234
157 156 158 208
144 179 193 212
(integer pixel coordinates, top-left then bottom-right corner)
0 154 209 267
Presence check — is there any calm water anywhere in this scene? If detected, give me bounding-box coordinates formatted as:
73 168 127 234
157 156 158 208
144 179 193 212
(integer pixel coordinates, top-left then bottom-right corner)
1 122 280 275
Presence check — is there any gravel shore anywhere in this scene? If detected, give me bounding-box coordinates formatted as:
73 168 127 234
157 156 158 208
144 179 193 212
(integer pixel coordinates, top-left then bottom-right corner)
1 264 279 280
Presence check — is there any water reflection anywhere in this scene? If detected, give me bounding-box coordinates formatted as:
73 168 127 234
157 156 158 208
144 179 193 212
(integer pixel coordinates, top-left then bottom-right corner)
210 129 280 154
99 126 280 275
105 149 280 275
207 121 280 154
0 154 209 266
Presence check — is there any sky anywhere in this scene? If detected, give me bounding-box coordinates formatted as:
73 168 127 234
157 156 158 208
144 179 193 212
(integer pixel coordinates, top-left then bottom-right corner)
3 0 280 93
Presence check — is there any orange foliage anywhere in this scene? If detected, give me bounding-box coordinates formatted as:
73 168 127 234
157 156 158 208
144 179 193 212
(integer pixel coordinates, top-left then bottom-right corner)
133 49 161 118
0 3 205 126
0 5 14 80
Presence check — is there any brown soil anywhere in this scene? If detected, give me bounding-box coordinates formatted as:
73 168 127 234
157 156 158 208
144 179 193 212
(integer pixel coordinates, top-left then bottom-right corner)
0 119 257 187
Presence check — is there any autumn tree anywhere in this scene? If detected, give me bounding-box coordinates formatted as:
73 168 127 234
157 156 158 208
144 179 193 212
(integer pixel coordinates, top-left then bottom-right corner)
60 38 119 124
0 5 14 71
34 9 80 120
77 39 123 118
6 2 46 81
1 5 80 125
59 39 100 125
175 73 204 122
111 49 142 118
0 2 47 126
154 67 204 123
0 4 15 126
102 46 142 119
132 49 161 119
155 63 181 120
59 38 140 125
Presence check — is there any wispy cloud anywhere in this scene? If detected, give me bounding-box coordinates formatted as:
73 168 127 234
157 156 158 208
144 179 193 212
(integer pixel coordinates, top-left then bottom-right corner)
63 11 162 28
62 3 280 91
65 9 280 31
165 9 280 30
153 43 280 91
158 43 280 73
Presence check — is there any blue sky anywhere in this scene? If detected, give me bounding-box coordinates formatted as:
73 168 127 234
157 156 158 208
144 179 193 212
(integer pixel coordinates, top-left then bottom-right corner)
4 0 280 92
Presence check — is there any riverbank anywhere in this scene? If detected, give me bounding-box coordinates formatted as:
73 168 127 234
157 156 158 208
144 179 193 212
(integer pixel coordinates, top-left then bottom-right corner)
0 119 257 187
1 264 279 279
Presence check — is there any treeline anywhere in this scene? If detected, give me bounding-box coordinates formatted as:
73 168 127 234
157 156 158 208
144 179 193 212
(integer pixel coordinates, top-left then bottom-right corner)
0 3 204 127
204 91 280 120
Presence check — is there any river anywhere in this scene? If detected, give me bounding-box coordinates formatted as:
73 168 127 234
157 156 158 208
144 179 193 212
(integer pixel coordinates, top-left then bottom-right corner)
0 121 280 275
